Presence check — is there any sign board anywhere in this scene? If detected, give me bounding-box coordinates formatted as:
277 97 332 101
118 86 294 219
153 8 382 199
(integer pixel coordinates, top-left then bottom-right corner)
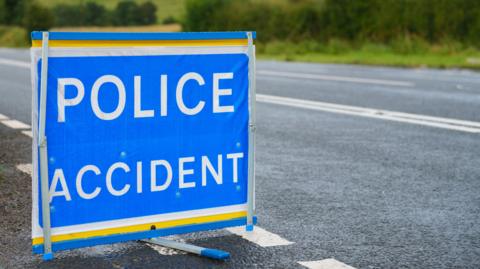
30 31 256 256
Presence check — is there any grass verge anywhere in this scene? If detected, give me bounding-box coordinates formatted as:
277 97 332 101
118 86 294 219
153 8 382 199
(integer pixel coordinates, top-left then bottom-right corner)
259 52 480 69
0 26 28 47
258 40 480 70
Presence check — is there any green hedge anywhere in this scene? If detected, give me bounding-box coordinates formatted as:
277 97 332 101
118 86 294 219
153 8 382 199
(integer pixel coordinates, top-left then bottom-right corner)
53 1 157 27
183 0 480 46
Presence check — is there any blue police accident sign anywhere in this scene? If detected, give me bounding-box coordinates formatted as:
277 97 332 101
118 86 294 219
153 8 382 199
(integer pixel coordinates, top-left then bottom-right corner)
30 32 256 253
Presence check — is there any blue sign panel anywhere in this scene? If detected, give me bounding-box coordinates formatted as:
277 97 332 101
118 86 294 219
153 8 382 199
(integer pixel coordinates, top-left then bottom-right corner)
31 32 256 256
37 53 249 228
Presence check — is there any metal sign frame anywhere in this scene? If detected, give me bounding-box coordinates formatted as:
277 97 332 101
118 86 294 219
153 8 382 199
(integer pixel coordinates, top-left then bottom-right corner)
246 32 256 231
38 32 53 260
31 31 257 260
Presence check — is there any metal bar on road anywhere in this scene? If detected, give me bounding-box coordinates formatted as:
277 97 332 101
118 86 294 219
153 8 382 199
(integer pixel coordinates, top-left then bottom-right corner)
142 238 230 260
246 31 256 231
38 31 53 261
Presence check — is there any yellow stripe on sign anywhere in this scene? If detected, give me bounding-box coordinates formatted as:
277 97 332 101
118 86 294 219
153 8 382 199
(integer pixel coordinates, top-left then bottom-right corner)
31 39 248 47
32 211 247 245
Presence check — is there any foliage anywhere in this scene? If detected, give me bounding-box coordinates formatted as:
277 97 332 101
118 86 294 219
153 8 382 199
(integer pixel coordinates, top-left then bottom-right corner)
84 2 109 26
53 4 87 26
52 1 157 27
113 0 157 26
183 0 480 47
113 1 140 25
1 0 30 25
0 0 6 24
23 1 54 35
137 2 157 25
53 2 109 26
162 16 178 25
39 0 184 22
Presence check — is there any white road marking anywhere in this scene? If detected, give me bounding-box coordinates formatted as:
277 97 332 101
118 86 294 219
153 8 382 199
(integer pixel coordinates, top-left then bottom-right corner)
1 119 31 129
0 114 33 136
21 130 33 138
257 94 480 133
16 163 32 175
259 70 414 87
226 226 294 247
298 259 356 269
0 58 29 69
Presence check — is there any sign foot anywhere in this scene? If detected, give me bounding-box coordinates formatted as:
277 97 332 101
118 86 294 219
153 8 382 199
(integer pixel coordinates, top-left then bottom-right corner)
42 252 54 261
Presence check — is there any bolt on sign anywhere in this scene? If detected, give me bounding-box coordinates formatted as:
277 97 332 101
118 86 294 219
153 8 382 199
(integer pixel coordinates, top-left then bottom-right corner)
30 31 257 259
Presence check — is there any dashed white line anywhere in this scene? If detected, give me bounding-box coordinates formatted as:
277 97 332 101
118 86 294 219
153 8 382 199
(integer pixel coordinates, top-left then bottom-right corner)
0 114 33 135
1 119 31 129
298 259 356 269
259 70 414 87
0 58 30 69
226 226 294 247
16 163 32 175
257 94 480 133
21 130 33 138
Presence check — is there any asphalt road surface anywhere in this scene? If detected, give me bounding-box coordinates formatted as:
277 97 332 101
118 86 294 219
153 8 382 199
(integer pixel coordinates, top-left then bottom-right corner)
0 48 479 268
